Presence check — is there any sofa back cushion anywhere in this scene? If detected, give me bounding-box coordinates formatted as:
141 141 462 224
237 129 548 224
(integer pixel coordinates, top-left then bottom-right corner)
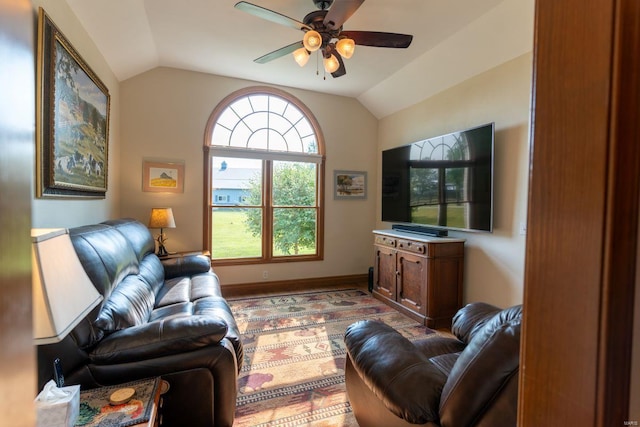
69 219 162 338
70 224 139 297
439 304 522 426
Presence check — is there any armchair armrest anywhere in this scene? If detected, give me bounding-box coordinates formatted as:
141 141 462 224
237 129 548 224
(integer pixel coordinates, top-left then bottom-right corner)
90 315 228 364
451 302 502 344
162 253 211 279
344 320 446 424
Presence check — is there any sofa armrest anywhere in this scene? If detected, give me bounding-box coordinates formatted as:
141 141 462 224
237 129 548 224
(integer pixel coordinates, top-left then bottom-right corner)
344 320 446 424
451 302 502 344
162 253 212 279
90 315 228 364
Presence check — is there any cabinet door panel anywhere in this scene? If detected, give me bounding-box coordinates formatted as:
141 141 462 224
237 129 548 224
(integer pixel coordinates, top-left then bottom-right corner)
397 252 427 315
427 257 463 321
374 245 396 299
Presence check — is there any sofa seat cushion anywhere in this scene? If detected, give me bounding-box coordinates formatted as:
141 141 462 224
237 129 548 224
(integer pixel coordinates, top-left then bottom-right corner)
90 315 229 364
429 353 460 376
156 272 223 307
147 295 244 373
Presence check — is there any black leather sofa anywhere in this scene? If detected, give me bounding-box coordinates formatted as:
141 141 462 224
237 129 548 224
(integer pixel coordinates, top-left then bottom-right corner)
344 302 522 427
37 218 243 427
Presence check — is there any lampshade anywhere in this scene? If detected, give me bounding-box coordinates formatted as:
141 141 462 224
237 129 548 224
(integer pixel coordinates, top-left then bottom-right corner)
303 30 322 52
293 47 310 67
32 229 103 345
148 207 176 229
335 38 355 59
323 54 340 73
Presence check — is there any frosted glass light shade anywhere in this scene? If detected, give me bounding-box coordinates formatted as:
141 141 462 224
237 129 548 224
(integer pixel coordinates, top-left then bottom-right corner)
303 30 322 52
32 229 103 345
293 47 310 67
336 38 355 59
323 54 340 73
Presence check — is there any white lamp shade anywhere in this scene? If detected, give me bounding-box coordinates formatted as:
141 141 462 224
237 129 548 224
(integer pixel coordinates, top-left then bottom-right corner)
324 54 340 73
32 229 103 345
303 30 322 52
336 38 355 59
293 47 310 67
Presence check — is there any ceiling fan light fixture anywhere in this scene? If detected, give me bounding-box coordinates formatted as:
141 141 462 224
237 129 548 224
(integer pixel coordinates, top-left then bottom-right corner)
323 54 340 73
303 30 322 52
293 47 310 67
335 38 355 59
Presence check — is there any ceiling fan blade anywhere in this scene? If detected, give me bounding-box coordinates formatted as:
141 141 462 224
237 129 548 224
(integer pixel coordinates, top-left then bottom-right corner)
341 30 413 48
331 52 347 78
323 0 365 30
254 41 304 64
235 1 311 31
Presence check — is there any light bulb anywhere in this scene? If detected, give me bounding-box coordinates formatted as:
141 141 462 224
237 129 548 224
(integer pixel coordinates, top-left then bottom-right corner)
335 38 355 59
323 54 340 73
303 30 322 52
293 47 310 67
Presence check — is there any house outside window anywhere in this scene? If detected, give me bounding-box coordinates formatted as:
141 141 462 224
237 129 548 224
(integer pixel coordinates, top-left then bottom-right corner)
204 87 325 264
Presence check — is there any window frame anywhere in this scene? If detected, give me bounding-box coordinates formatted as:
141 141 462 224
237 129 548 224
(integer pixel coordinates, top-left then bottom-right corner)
203 86 325 266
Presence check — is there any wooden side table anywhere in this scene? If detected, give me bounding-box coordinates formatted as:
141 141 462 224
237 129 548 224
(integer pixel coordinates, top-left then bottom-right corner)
77 378 168 427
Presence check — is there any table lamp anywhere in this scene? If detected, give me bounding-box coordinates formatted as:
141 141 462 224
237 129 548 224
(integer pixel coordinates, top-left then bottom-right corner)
32 229 103 345
148 207 176 256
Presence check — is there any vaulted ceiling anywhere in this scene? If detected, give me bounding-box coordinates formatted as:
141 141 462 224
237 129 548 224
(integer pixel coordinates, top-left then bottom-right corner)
66 0 534 118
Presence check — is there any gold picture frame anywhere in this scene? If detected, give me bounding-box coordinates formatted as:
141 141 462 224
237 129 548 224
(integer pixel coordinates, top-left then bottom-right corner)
142 161 185 193
36 8 110 198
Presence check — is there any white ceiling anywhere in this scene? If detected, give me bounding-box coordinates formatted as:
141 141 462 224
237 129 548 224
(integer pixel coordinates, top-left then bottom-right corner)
65 0 534 118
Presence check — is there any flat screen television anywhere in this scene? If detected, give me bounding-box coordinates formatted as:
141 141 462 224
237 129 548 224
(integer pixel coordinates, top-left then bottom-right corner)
382 122 494 232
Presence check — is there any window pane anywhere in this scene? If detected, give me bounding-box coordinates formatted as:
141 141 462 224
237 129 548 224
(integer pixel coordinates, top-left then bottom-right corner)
212 156 262 206
249 95 269 112
268 96 287 115
272 208 317 256
212 208 262 259
272 161 316 207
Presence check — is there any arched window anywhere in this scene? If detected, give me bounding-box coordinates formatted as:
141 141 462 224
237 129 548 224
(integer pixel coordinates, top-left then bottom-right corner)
203 86 325 264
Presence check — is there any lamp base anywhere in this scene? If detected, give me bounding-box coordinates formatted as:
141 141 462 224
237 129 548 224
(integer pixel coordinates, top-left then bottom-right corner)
156 228 169 256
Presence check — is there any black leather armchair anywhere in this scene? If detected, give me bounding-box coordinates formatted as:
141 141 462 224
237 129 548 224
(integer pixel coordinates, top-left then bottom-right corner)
37 218 243 427
344 302 522 427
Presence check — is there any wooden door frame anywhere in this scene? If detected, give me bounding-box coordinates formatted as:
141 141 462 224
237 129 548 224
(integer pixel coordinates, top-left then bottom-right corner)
520 0 640 424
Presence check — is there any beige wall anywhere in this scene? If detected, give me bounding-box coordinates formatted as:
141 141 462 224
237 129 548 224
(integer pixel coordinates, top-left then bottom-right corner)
31 0 121 228
377 53 532 308
120 67 378 286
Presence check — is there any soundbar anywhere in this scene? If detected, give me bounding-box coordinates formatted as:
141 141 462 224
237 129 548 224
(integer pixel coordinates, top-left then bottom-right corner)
392 224 449 237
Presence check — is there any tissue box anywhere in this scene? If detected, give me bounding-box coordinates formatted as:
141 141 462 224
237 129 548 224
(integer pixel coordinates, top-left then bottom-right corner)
35 384 80 427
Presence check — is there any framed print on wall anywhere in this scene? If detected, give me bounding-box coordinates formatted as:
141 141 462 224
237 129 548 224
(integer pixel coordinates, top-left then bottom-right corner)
143 161 185 193
36 8 110 198
334 170 367 200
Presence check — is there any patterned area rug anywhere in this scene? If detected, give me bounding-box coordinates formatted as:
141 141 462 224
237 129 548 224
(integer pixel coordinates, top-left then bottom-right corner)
228 288 445 427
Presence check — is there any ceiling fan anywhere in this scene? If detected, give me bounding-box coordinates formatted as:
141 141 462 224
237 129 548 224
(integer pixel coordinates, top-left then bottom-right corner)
234 0 413 78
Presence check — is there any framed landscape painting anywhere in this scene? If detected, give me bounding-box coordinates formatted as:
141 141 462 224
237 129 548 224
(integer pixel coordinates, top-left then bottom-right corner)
142 161 185 193
36 8 110 198
334 170 367 200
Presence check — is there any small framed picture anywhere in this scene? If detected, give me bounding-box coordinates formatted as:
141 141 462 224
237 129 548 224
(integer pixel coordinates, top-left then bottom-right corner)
142 161 185 193
334 170 367 200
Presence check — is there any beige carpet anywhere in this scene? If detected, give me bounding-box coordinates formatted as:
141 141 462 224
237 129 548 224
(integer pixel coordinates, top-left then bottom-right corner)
228 288 446 426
